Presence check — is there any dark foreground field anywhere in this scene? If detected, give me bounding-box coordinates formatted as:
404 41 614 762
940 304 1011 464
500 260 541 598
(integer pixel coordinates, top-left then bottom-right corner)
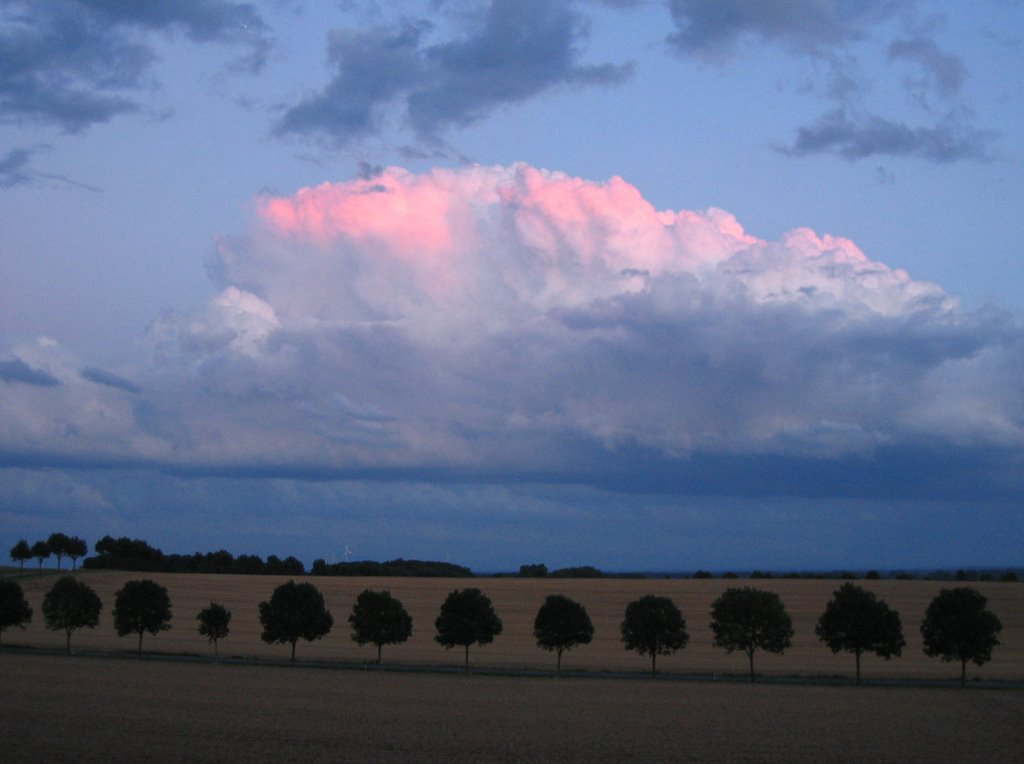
2 653 1021 763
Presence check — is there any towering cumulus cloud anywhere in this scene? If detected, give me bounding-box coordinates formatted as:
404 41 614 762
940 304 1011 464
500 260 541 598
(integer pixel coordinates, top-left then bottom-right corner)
3 164 1021 489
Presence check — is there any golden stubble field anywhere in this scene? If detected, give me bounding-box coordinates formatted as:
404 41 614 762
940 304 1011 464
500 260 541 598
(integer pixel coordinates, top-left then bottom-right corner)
7 571 1023 681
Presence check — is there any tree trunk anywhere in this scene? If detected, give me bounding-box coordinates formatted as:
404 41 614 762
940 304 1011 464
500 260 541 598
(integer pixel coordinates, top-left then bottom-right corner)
855 650 861 685
961 659 966 686
137 631 143 655
748 649 756 682
556 649 562 675
377 643 383 665
66 630 72 655
290 640 297 664
651 652 657 677
464 644 470 671
214 639 219 658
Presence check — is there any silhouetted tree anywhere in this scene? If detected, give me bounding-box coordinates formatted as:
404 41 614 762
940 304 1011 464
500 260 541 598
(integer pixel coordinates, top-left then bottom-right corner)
66 537 88 570
620 594 689 677
534 594 594 674
815 582 905 683
10 539 32 570
348 589 413 664
31 540 51 569
197 602 232 657
113 579 173 654
258 580 333 663
0 579 33 646
434 588 503 670
921 587 1003 685
710 587 793 681
42 576 102 654
47 533 71 569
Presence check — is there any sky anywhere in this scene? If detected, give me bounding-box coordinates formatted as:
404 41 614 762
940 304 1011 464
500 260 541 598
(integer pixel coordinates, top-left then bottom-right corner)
1 0 1022 573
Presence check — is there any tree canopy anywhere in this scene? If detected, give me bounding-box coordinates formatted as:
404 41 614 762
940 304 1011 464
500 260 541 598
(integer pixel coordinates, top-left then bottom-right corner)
620 594 689 676
815 582 905 683
113 579 173 653
534 594 594 673
0 579 33 646
710 587 793 681
348 589 413 664
434 587 503 669
196 602 232 656
921 587 1003 685
258 580 333 663
42 576 102 654
31 540 50 568
10 539 32 570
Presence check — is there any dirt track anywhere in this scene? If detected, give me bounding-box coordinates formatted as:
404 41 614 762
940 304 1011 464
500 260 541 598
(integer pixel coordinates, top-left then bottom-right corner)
2 652 1022 763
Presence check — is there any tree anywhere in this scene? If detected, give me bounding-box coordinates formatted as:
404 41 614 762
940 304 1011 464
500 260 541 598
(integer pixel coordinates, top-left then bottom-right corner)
348 589 413 664
815 582 905 683
42 576 102 654
620 594 689 677
66 537 88 570
31 540 51 569
197 602 232 657
434 587 503 670
0 579 33 646
258 580 333 663
921 587 1003 685
534 594 594 674
113 579 173 654
10 539 32 571
47 533 71 570
710 587 793 681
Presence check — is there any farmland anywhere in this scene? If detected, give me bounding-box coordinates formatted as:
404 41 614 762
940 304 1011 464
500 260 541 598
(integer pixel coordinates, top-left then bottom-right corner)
3 572 1022 761
5 571 1022 680
2 652 1023 762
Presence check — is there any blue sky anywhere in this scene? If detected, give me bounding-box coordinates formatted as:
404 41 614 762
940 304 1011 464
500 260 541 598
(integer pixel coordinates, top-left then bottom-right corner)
1 1 1022 572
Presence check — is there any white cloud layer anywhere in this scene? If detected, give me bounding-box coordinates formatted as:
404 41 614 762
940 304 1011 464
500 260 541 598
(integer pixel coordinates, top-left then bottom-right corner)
2 164 1022 489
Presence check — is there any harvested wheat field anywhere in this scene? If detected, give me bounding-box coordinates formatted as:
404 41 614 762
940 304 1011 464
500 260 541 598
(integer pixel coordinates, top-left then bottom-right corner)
1 652 1022 762
6 571 1022 681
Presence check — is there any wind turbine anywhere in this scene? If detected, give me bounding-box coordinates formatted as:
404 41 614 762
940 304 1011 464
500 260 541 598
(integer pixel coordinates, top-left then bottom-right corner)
343 544 352 563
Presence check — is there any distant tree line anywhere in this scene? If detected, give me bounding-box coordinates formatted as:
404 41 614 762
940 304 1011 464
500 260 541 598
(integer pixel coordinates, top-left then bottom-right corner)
0 575 1006 685
311 559 473 577
10 534 1019 583
9 534 88 571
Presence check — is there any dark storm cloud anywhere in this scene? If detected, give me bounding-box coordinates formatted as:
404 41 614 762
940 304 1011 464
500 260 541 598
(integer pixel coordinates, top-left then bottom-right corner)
80 367 142 394
0 0 269 132
0 358 61 387
276 0 632 146
781 109 994 162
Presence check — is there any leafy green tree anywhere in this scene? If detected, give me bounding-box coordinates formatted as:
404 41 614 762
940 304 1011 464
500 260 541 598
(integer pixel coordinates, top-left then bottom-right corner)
620 594 689 677
196 602 232 657
66 537 88 570
534 594 594 674
31 540 51 569
42 576 102 654
348 589 413 664
710 587 793 681
921 587 1003 685
434 587 503 670
258 580 333 663
47 532 71 569
10 539 32 570
815 582 905 683
113 579 173 654
0 579 33 646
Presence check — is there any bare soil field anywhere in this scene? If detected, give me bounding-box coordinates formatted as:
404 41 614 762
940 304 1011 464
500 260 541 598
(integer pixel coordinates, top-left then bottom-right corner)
6 571 1022 681
1 652 1021 762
